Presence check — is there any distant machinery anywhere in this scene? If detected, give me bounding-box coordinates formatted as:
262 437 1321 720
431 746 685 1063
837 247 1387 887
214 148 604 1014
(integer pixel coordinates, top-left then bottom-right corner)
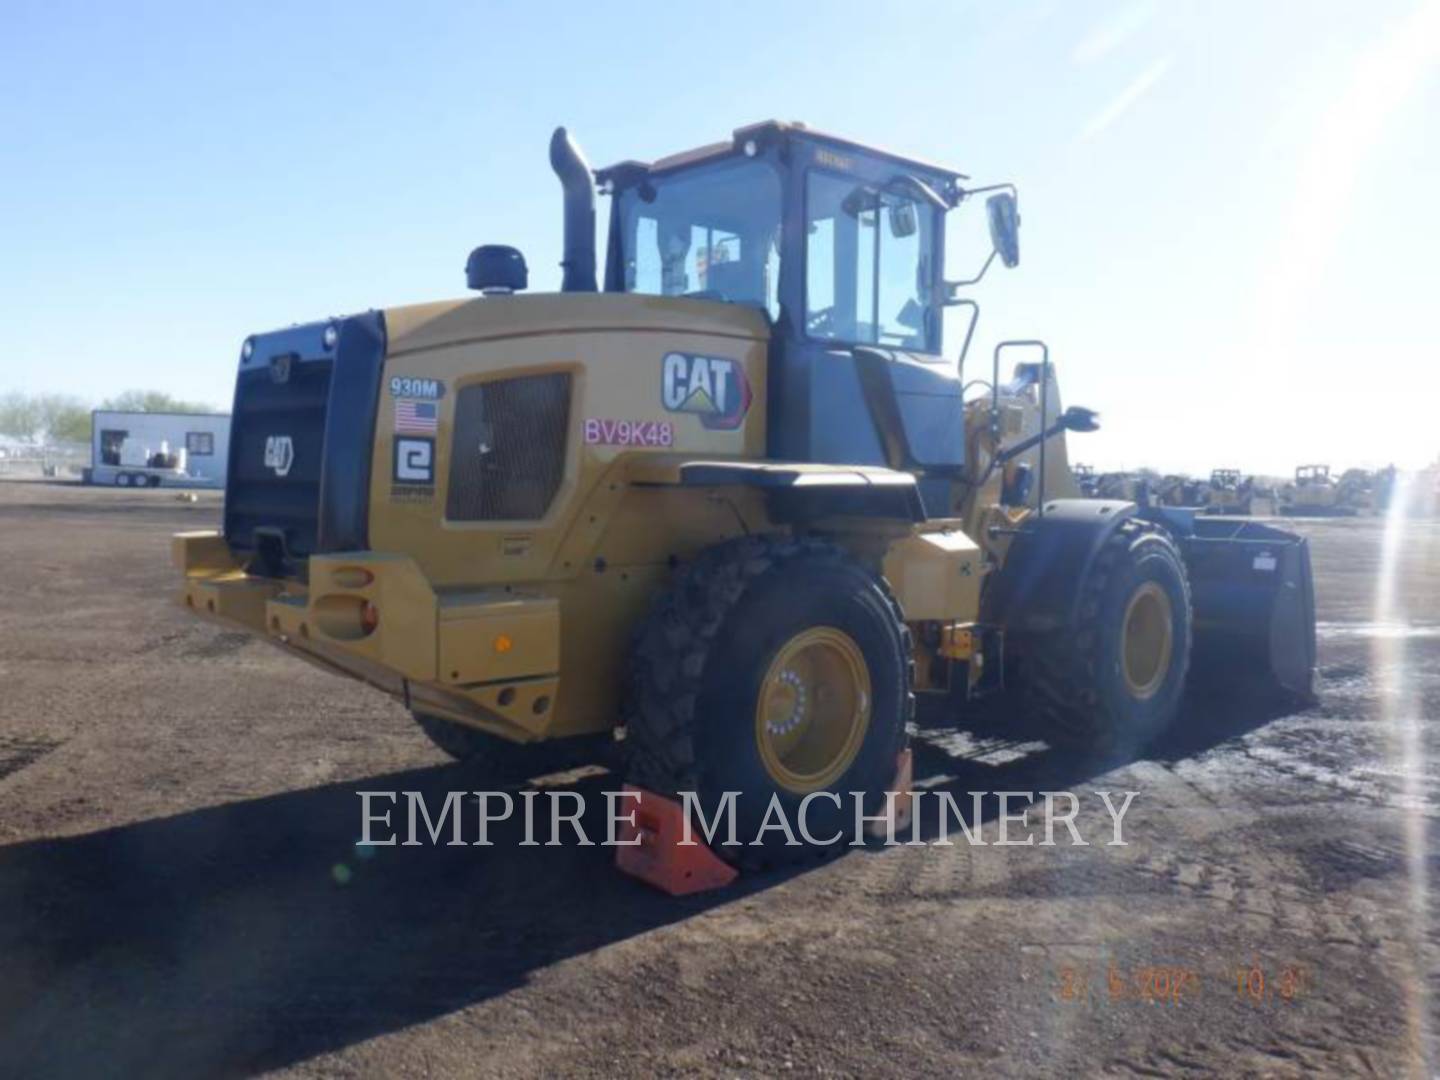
1204 469 1253 516
1093 471 1149 502
1281 465 1357 517
1155 474 1208 508
1335 467 1397 514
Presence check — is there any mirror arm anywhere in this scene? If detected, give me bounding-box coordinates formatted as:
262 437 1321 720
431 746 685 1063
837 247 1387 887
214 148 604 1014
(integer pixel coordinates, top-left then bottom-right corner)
956 181 1018 203
948 298 980 381
945 248 997 293
886 173 948 211
994 419 1070 467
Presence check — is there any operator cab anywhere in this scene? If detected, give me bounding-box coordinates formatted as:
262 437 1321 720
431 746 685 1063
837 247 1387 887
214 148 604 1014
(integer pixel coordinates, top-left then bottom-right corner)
598 122 960 353
595 123 1012 495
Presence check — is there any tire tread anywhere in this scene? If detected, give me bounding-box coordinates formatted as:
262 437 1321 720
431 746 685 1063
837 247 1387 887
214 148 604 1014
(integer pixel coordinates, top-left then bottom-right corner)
1019 517 1192 752
624 535 913 867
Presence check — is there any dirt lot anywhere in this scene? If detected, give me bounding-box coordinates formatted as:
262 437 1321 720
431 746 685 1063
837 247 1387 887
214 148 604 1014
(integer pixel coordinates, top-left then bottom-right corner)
1 479 1436 1077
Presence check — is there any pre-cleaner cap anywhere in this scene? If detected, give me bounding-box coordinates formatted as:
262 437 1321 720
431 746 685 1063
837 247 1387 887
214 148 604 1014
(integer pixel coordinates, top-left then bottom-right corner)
466 244 528 294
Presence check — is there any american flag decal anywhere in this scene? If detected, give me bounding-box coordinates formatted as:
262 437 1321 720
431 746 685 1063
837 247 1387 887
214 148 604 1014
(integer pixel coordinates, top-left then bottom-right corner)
395 399 438 435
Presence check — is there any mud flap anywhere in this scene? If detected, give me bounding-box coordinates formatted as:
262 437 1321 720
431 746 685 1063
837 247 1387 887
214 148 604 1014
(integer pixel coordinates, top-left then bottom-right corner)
1178 518 1317 702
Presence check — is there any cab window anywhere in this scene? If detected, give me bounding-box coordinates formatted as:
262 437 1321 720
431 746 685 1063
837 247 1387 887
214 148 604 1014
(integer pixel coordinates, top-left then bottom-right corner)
804 170 936 352
617 159 781 318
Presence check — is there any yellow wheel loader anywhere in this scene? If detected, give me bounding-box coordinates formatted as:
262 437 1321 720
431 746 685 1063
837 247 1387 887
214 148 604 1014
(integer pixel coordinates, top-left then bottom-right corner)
1204 469 1252 515
1281 464 1357 517
1336 468 1386 515
1155 474 1207 508
1093 471 1149 503
175 123 1316 867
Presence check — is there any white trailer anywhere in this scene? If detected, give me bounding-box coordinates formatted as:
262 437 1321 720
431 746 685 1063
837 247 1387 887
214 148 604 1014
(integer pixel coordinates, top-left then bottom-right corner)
88 410 231 488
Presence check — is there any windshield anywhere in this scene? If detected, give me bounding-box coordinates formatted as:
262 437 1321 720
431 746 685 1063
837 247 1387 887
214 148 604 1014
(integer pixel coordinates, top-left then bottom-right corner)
614 159 781 318
804 170 937 352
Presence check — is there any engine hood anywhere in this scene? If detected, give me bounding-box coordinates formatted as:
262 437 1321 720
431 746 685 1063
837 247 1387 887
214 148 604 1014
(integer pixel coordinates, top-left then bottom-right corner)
383 293 770 360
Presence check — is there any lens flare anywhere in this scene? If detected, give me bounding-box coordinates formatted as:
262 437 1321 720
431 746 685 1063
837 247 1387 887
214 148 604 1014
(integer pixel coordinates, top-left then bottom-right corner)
1373 468 1432 1071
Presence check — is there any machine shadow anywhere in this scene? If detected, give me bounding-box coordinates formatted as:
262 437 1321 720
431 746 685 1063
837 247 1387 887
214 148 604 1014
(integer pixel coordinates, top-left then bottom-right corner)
0 763 755 1078
0 687 1297 1078
906 682 1300 839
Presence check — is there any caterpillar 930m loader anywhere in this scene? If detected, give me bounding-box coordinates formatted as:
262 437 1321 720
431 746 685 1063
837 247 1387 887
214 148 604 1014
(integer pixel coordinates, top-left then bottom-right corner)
174 123 1316 866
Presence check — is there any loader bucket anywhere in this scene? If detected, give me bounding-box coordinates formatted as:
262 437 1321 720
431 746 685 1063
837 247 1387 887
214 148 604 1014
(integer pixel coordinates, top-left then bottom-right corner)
1175 517 1317 702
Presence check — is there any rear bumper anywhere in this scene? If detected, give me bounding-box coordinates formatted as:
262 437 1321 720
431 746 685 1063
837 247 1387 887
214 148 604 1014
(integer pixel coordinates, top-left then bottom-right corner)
173 530 562 740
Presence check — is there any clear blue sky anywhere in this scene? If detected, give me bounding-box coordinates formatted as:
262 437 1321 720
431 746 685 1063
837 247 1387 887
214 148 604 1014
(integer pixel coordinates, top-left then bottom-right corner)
4 0 1437 473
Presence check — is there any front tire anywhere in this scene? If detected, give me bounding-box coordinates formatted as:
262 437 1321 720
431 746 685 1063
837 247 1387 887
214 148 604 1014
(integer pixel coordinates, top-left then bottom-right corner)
1018 518 1192 755
625 536 912 869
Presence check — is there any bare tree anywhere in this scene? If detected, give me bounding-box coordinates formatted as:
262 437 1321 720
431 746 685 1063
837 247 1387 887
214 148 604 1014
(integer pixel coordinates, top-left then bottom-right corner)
102 390 218 414
0 391 42 441
35 394 92 444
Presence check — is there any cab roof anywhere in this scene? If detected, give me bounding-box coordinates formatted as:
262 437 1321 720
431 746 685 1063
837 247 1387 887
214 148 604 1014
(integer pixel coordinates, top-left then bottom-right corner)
594 121 969 189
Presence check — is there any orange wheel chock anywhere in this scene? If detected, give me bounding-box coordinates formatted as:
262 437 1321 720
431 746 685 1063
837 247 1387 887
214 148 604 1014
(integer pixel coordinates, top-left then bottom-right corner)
615 749 913 896
864 747 914 839
614 785 739 896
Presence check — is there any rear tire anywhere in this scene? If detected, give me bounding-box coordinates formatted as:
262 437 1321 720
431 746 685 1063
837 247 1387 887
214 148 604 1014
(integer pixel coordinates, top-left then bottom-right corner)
1018 518 1191 755
116 473 131 487
412 712 585 785
625 536 912 869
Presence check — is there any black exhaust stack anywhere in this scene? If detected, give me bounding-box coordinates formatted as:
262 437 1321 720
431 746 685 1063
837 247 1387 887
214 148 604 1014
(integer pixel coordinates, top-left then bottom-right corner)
549 127 597 293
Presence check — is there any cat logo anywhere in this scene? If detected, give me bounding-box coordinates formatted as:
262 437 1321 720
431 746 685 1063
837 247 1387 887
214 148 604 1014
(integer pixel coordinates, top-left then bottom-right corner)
263 435 294 477
660 352 751 430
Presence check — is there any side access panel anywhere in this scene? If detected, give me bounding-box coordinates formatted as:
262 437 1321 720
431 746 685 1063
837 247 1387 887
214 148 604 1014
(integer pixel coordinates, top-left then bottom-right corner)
882 528 982 623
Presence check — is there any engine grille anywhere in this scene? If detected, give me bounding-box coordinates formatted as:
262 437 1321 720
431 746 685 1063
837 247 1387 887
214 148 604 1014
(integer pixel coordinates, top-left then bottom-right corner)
446 373 571 521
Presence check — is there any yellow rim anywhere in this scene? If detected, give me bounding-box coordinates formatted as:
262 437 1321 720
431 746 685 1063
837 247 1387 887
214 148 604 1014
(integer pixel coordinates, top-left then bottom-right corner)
754 627 872 794
1121 581 1174 700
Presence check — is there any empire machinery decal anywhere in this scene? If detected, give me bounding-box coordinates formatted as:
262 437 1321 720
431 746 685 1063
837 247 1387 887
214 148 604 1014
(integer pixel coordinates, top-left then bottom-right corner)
390 436 436 502
661 352 751 430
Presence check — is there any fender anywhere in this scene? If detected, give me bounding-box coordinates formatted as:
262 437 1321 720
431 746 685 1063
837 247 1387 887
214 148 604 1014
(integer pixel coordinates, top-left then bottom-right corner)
625 455 926 523
983 499 1139 633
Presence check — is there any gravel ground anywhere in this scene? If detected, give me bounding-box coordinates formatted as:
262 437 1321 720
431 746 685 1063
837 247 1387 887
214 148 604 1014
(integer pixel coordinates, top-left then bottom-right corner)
1 479 1437 1078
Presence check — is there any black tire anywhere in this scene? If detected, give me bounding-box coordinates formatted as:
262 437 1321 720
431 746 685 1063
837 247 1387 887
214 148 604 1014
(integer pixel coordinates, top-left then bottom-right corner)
1018 518 1191 756
412 712 586 785
625 536 913 869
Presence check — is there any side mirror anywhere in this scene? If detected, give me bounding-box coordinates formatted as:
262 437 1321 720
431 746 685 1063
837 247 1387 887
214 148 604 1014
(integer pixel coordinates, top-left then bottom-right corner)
986 193 1020 268
888 199 917 238
1060 405 1099 433
946 184 1021 293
